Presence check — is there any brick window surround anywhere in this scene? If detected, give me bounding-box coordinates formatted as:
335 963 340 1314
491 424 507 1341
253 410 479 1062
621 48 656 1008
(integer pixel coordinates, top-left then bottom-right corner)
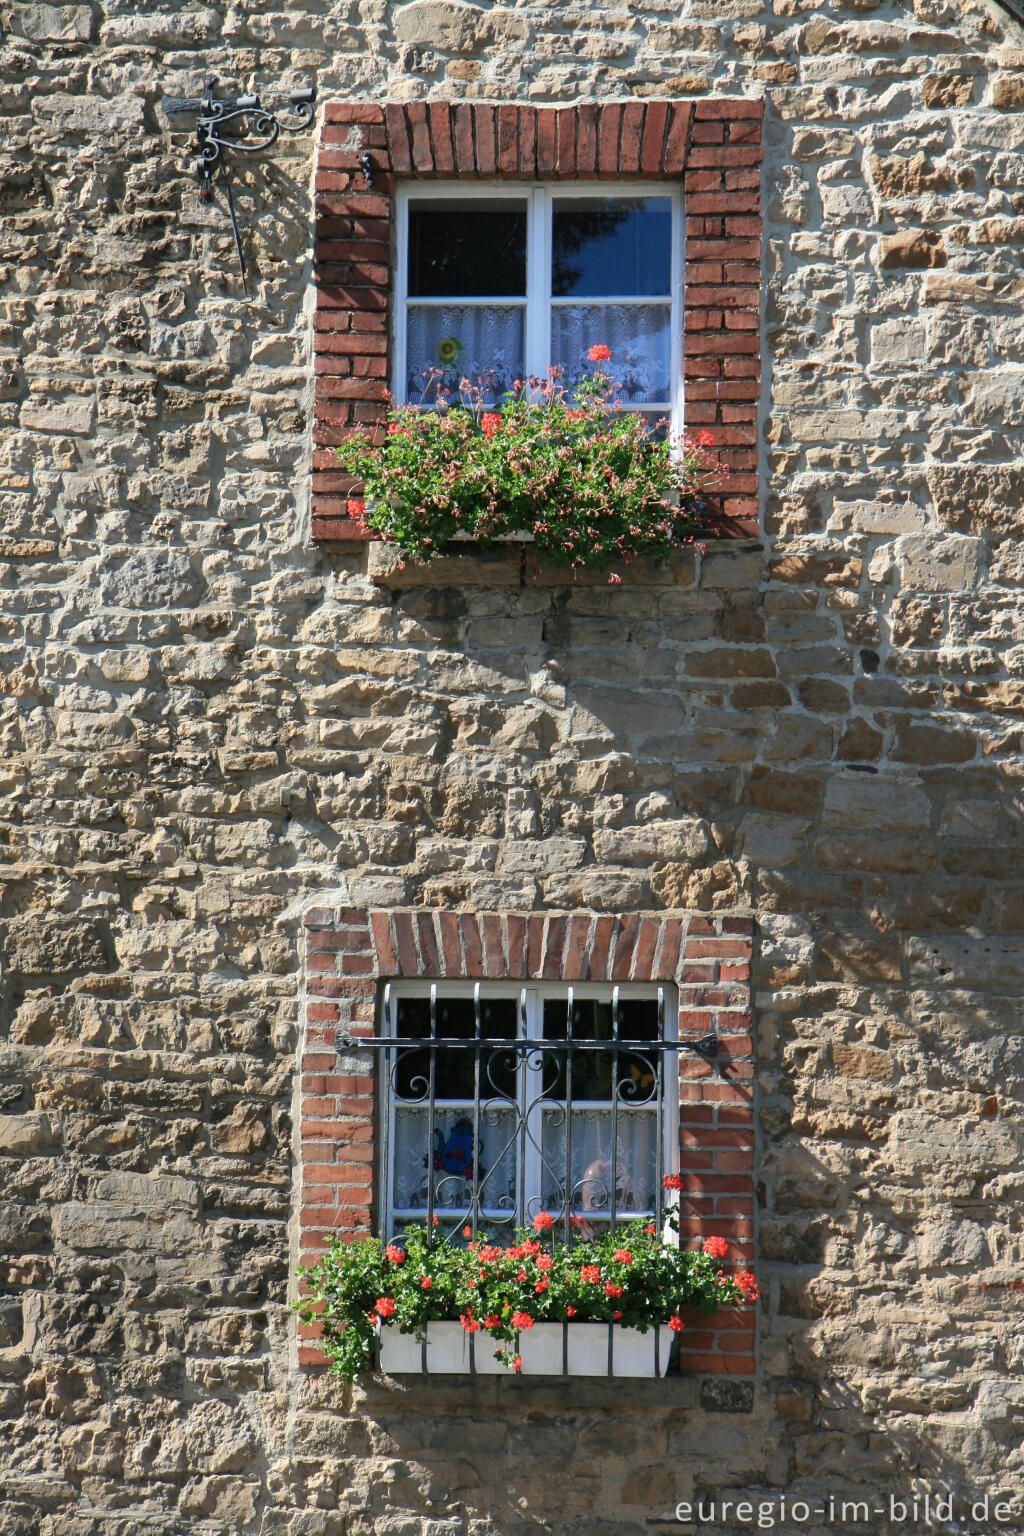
299 907 755 1377
311 100 762 545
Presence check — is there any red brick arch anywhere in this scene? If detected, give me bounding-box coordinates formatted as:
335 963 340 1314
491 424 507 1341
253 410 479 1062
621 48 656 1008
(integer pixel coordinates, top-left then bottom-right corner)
311 99 762 544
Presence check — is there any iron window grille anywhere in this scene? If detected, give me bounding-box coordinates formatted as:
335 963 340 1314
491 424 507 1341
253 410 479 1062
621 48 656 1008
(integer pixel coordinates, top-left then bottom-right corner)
372 979 679 1247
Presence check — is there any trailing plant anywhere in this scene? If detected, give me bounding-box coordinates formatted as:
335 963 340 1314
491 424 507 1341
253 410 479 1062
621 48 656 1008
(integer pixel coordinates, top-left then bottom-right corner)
337 349 723 578
294 1193 758 1381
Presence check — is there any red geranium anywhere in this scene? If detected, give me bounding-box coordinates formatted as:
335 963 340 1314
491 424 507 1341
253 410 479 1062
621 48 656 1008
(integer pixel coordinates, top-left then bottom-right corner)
737 1272 759 1301
604 1282 623 1298
532 1212 553 1232
613 1249 633 1265
580 1265 600 1284
420 1276 432 1290
511 1312 533 1331
481 412 501 438
385 1244 404 1264
702 1236 729 1259
663 1174 684 1191
668 1315 685 1333
374 1297 395 1318
587 344 611 362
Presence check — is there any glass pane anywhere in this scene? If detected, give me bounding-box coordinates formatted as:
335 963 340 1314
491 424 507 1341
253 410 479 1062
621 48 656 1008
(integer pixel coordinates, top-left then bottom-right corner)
395 995 518 1100
552 197 671 297
550 304 671 404
540 1108 658 1221
409 200 527 297
542 997 659 1102
405 304 525 405
392 1105 517 1222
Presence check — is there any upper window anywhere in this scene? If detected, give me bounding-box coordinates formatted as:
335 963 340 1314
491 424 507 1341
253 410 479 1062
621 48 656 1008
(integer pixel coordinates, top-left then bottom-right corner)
394 185 683 433
378 979 678 1243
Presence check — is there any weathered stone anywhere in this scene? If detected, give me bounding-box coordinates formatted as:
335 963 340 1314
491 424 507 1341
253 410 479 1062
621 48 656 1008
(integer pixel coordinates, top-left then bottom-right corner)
877 229 947 269
4 919 112 976
0 1115 58 1154
869 153 952 199
895 533 986 593
99 551 203 609
8 4 92 41
922 73 975 108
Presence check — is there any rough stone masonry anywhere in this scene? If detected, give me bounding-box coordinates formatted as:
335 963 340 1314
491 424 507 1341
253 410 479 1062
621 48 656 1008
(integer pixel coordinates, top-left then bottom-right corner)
2 0 1024 1533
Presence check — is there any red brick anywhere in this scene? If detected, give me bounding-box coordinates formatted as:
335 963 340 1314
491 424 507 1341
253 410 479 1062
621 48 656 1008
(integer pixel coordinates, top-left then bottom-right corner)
416 910 440 974
519 106 537 177
577 104 599 174
439 910 462 975
507 914 527 977
370 910 396 973
394 911 417 976
526 914 546 976
663 103 692 173
597 103 622 177
589 914 615 981
385 105 412 173
641 101 669 174
620 102 645 174
498 104 519 175
407 103 432 173
537 107 558 176
481 913 505 976
454 102 476 174
694 99 764 120
556 107 576 178
325 104 385 126
429 102 455 173
461 913 484 978
475 105 497 174
542 915 567 980
691 121 725 144
610 913 640 981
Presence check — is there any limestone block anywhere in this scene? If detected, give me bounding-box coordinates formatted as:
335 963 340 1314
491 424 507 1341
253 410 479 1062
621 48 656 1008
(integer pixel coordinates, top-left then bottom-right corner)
895 533 985 593
99 551 203 610
32 93 144 133
889 1112 1022 1177
736 812 810 865
592 818 709 864
869 153 952 198
992 74 1024 110
869 319 928 368
0 1114 57 1154
822 774 931 833
965 370 1024 426
907 936 1024 987
394 1 487 52
8 5 92 41
21 399 94 436
840 499 928 534
496 838 587 873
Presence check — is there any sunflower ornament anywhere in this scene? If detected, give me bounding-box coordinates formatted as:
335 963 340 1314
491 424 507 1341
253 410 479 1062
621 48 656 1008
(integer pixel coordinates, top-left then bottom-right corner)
437 336 463 366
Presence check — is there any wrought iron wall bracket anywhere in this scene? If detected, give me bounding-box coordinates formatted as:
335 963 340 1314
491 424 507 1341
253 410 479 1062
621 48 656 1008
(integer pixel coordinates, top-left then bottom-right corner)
163 77 316 298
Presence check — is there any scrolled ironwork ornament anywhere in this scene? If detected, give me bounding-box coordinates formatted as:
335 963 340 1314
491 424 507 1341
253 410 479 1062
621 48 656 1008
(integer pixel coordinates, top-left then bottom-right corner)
163 77 316 298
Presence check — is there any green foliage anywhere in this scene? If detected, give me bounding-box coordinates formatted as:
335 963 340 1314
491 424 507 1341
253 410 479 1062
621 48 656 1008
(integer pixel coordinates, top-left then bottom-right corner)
337 367 723 577
294 1213 757 1381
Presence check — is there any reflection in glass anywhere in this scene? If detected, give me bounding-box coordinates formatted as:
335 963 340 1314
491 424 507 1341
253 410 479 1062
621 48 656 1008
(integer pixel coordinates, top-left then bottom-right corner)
541 1108 658 1221
409 200 528 297
550 304 670 404
552 198 672 297
405 304 525 405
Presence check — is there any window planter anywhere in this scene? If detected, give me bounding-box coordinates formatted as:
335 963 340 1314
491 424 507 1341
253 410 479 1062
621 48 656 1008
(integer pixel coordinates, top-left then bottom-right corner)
378 1321 670 1377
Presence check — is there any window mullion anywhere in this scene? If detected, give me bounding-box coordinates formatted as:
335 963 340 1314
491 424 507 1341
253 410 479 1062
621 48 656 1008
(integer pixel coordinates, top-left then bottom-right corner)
394 188 409 405
524 186 550 383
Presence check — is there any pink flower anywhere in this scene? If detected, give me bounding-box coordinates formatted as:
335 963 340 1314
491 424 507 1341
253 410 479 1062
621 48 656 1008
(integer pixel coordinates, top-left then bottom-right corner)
532 1212 553 1232
587 344 612 362
702 1236 729 1260
374 1297 396 1318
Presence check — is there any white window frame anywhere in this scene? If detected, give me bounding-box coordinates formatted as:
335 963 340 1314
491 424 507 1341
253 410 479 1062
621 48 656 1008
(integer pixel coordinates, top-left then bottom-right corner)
393 182 685 436
378 978 679 1241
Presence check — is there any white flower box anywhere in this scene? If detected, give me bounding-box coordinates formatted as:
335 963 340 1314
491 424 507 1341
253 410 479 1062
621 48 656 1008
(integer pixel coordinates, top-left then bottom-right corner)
379 1321 670 1377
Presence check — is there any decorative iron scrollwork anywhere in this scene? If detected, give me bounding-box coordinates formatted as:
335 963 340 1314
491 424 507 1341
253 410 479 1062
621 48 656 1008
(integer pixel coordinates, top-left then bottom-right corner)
163 77 316 298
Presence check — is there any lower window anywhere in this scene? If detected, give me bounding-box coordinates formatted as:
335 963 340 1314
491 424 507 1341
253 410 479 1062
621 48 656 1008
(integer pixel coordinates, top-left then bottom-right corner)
379 980 679 1242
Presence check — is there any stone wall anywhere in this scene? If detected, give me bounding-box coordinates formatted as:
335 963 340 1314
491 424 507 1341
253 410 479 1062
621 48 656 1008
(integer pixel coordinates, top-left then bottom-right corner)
3 0 1024 1532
